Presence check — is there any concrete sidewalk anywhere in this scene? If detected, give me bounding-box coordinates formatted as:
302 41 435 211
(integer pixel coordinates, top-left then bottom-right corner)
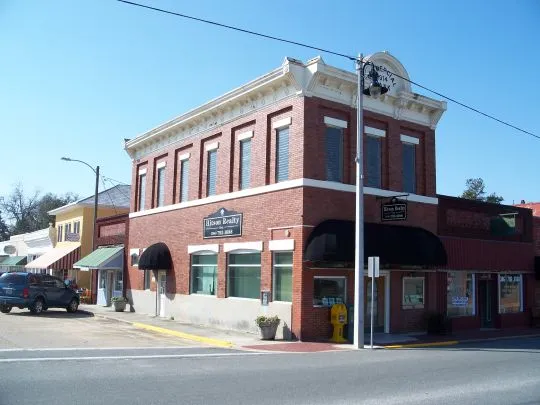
79 305 540 352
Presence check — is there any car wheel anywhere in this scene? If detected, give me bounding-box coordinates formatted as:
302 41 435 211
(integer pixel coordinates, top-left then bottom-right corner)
0 305 12 314
30 298 44 314
66 299 79 313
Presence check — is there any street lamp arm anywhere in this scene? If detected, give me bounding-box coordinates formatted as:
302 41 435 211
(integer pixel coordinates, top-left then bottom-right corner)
61 157 97 174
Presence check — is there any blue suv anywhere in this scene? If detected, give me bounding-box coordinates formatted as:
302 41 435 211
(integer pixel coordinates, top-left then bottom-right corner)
0 272 79 314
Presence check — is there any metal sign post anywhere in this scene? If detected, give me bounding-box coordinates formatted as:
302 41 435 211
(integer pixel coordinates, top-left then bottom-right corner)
368 256 380 349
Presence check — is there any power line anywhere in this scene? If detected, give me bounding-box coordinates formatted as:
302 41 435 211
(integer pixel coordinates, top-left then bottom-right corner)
102 176 130 186
116 0 538 140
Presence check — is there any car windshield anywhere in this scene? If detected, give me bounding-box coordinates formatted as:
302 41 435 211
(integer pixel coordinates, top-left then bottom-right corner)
0 273 27 285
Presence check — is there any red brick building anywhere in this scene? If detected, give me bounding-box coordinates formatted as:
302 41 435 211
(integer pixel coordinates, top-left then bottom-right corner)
123 52 534 340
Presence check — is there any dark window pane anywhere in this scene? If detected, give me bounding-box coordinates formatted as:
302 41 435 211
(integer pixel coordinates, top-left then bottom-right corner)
402 143 416 193
366 136 381 188
276 128 289 182
325 127 343 182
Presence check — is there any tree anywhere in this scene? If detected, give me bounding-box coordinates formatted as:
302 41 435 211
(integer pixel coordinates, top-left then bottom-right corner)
461 178 504 204
0 212 9 241
0 184 78 235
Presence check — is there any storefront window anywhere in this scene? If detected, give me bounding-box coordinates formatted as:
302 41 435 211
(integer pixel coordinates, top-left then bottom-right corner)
499 274 522 314
191 253 217 295
447 272 474 317
402 277 424 309
227 253 261 299
313 277 346 307
114 271 123 291
99 272 106 289
273 252 292 302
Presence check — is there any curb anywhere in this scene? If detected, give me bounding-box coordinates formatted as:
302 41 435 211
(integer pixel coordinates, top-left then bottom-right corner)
91 312 234 349
384 333 540 349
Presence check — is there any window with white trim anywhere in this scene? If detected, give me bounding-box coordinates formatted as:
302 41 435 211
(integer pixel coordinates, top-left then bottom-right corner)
73 221 81 235
57 225 63 242
240 139 251 190
179 159 189 203
191 253 217 295
402 277 424 309
130 249 139 266
227 252 261 299
207 150 217 196
499 274 522 313
313 277 346 307
273 252 292 302
276 127 289 182
156 166 166 207
325 126 343 182
447 272 475 317
402 142 416 193
138 172 146 211
114 271 123 291
366 136 382 188
64 223 72 241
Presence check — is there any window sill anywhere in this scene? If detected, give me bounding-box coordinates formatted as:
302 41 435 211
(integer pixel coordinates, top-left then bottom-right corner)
402 305 425 310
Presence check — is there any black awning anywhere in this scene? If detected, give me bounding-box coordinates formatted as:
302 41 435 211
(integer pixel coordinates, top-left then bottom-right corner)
138 242 172 271
304 220 447 267
535 257 540 281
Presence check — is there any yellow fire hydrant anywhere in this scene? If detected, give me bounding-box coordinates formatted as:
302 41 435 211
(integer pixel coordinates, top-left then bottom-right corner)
330 303 348 343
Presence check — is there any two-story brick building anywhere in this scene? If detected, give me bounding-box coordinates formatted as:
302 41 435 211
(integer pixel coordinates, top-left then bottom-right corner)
124 52 456 340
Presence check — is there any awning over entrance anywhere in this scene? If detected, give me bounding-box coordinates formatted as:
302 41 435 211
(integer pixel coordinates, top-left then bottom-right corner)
0 256 27 266
73 246 124 271
138 242 172 271
25 244 81 270
304 220 447 267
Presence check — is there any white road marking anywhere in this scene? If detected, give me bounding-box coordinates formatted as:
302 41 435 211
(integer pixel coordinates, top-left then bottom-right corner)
0 352 271 363
0 346 203 352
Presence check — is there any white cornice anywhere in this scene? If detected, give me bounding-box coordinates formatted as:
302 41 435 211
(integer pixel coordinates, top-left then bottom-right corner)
126 53 446 160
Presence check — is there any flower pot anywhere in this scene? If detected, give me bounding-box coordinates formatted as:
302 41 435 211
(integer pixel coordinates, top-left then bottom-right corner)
259 323 279 340
113 300 127 312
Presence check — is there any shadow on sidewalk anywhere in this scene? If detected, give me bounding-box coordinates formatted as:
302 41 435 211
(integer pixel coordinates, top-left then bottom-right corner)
5 309 95 319
406 335 540 353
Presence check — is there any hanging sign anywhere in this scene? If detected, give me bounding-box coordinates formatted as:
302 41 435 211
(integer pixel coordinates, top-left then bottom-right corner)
203 208 243 239
381 198 407 221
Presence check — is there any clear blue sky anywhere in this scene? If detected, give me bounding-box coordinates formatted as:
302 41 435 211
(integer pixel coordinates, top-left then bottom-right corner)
1 0 538 204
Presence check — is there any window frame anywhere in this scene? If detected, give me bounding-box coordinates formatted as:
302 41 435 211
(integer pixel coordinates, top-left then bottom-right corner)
325 126 344 183
190 252 218 295
402 141 417 193
446 272 476 317
402 276 425 309
64 223 72 241
272 251 293 302
366 135 382 188
138 172 147 211
275 126 289 183
114 271 123 292
156 165 166 207
226 250 261 299
57 225 63 242
130 248 139 267
207 149 217 196
313 276 347 308
179 158 189 203
239 138 251 190
498 274 523 314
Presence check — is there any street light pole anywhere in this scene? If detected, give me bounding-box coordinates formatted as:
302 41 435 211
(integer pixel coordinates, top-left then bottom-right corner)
353 55 389 349
354 55 366 349
61 157 100 303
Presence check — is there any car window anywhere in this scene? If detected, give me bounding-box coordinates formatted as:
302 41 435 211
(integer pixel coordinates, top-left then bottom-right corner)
28 275 41 286
54 279 65 289
0 273 27 284
42 275 56 288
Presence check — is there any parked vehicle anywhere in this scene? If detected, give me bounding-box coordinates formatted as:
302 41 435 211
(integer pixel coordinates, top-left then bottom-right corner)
0 272 79 314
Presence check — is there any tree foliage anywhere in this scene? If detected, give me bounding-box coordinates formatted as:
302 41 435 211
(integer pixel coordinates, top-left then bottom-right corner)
461 178 504 204
0 213 9 242
0 184 78 237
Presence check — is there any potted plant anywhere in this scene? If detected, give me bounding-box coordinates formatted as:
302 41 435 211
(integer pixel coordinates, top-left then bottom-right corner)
111 296 128 312
255 315 280 340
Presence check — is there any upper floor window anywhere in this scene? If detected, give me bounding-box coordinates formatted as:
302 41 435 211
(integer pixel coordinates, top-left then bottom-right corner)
207 148 218 196
240 139 251 190
73 221 80 235
324 117 347 183
276 127 289 182
138 169 147 211
401 135 418 193
179 158 189 203
366 136 382 188
57 225 63 242
64 223 72 241
156 163 166 207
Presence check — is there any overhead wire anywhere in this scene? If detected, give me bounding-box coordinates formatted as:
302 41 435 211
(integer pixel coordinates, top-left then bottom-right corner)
116 0 538 140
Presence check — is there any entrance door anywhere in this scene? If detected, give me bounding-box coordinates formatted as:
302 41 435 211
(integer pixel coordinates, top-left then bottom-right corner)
158 272 167 318
365 276 385 332
478 278 496 328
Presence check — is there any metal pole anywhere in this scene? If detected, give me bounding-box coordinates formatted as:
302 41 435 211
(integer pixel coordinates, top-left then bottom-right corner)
371 271 374 349
93 166 99 251
354 54 365 349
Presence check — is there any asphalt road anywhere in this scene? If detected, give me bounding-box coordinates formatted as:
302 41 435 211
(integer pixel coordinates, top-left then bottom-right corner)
1 337 539 405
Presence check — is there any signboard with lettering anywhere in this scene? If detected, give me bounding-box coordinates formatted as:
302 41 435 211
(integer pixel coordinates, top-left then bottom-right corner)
203 208 243 239
381 200 407 221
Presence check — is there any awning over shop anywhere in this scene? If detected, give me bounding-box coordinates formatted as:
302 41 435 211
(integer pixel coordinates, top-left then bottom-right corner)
304 220 447 267
0 256 27 266
73 246 124 270
138 242 172 271
25 244 80 270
